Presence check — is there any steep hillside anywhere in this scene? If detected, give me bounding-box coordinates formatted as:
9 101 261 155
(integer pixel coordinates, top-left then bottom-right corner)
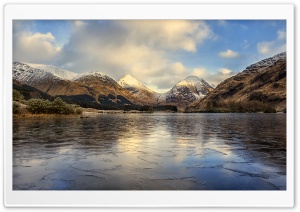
13 62 217 110
118 74 159 104
13 79 53 101
13 63 142 109
13 62 90 97
73 72 143 107
186 52 286 112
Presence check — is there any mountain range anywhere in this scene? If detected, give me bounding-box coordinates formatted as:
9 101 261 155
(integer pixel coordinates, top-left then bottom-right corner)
13 62 213 110
13 52 286 112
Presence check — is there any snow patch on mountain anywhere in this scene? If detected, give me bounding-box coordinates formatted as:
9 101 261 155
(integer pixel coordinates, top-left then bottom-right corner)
24 63 78 80
161 75 214 105
13 62 59 84
73 71 108 81
176 76 214 93
118 74 156 94
119 75 144 89
13 62 214 107
243 52 286 73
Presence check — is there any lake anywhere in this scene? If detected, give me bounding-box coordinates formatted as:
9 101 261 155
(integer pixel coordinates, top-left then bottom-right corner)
13 113 286 190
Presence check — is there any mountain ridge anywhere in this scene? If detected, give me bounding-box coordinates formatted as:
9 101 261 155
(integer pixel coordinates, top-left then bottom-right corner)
14 53 286 113
186 52 286 112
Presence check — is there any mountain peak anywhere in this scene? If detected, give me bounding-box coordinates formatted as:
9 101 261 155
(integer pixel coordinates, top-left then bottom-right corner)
181 75 205 83
118 74 144 89
176 75 211 88
185 75 202 81
22 62 78 80
162 75 214 106
118 74 159 103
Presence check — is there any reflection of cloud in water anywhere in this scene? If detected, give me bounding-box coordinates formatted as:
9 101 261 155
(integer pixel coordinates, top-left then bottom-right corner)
13 113 286 190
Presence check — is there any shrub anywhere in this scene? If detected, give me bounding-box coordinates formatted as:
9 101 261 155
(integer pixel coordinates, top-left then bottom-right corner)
140 105 153 112
13 102 20 114
26 97 83 115
264 107 277 113
26 98 49 114
74 106 83 115
13 90 24 102
201 100 276 113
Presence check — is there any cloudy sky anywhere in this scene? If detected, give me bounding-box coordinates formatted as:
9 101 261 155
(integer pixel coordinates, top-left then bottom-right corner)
13 20 286 93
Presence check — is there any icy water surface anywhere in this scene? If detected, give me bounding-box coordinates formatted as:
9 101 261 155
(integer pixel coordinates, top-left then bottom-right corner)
13 113 286 190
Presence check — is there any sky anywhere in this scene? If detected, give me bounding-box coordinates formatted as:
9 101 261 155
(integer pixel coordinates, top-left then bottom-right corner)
13 20 286 93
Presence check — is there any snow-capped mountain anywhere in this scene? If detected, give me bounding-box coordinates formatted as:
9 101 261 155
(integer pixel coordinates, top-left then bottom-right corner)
74 71 116 87
242 52 286 74
118 74 213 106
13 62 140 106
13 62 84 96
74 71 134 97
13 62 214 108
74 71 107 81
73 72 143 106
118 75 159 104
158 76 214 106
13 62 63 84
118 74 150 92
24 63 78 80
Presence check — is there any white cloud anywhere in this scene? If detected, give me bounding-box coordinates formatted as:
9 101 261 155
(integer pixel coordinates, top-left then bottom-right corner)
192 67 207 77
13 32 61 63
13 20 216 93
191 66 236 87
218 49 239 58
116 20 214 52
257 41 273 55
277 30 286 40
206 68 236 86
218 68 232 75
54 20 216 92
73 20 86 27
171 62 187 75
256 29 286 56
257 41 286 56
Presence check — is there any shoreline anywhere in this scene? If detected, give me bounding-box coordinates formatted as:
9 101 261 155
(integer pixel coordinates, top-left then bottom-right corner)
13 107 285 119
12 108 163 118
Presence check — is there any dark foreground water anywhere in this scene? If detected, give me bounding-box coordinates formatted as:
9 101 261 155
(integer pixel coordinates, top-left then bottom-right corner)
13 113 286 190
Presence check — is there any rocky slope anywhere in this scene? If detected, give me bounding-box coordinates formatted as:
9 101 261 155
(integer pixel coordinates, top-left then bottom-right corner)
13 62 214 109
158 76 214 107
118 75 214 107
118 74 160 104
186 52 286 112
73 72 143 107
13 63 142 108
13 62 89 97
